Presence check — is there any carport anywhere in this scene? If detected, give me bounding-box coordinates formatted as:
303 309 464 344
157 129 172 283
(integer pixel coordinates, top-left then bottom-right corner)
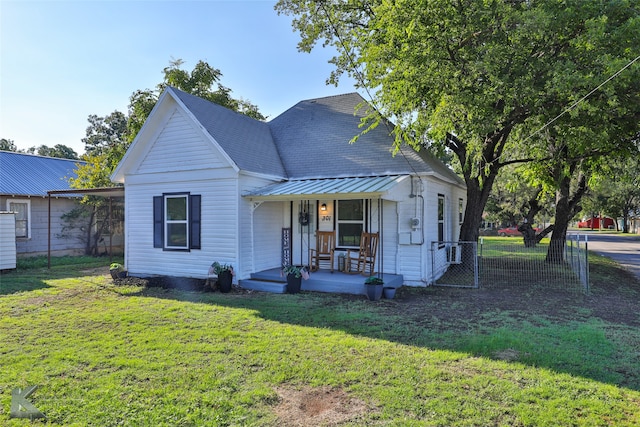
46 187 125 268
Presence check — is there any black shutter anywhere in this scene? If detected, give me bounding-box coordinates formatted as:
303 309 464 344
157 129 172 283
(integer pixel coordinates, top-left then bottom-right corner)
189 195 201 249
153 196 164 248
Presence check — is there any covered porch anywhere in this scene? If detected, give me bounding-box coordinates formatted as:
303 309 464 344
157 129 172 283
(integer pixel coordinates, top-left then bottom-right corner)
239 268 403 295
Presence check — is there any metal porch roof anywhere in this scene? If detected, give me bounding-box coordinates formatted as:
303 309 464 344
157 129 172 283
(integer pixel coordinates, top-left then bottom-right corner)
242 175 409 201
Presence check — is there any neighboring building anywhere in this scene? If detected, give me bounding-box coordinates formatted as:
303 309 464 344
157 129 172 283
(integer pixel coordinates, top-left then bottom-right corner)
0 151 85 257
112 88 467 288
577 217 616 230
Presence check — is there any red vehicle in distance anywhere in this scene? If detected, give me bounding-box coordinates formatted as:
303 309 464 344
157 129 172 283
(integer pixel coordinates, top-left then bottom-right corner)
577 217 615 229
497 226 541 237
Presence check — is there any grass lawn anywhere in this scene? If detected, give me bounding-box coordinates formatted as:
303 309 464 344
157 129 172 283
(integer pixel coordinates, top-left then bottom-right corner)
1 254 639 426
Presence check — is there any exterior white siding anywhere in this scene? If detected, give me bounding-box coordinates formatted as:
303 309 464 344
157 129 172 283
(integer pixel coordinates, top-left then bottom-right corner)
238 175 284 279
394 177 429 285
137 109 226 174
115 90 468 288
0 212 16 269
124 176 237 279
251 202 285 272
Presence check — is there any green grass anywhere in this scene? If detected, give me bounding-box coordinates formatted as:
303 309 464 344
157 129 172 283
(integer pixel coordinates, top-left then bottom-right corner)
1 256 639 426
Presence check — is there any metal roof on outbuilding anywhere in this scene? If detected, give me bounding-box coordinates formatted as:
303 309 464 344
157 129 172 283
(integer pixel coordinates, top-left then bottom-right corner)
243 175 409 201
0 151 84 196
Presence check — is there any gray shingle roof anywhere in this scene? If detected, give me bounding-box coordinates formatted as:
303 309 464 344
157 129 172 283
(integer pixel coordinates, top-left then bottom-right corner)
167 88 463 186
269 93 463 184
0 151 83 196
170 88 286 177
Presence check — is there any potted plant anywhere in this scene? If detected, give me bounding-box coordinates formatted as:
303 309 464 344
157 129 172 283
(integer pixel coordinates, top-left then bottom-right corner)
209 262 234 293
364 276 384 301
383 286 397 299
109 263 127 280
281 264 309 294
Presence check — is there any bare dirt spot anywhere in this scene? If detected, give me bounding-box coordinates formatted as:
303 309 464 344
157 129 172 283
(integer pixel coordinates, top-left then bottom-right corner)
80 267 109 277
494 348 530 362
273 385 370 426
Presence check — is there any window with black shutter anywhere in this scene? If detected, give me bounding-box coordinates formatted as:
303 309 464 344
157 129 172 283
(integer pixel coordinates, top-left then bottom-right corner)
153 193 201 251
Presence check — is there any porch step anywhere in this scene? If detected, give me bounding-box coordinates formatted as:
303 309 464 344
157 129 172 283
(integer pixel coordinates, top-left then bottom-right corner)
241 268 404 296
239 279 287 294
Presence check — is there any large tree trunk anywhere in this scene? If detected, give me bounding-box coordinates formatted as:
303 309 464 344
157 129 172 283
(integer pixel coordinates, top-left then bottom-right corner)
85 208 96 255
546 170 588 263
458 179 486 243
547 197 570 263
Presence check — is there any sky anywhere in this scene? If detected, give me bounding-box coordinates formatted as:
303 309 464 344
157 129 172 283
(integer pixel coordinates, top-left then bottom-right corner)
0 0 358 155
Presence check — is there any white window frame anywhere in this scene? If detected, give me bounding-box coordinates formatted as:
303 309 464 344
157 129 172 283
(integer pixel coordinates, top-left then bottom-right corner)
164 194 189 250
437 194 445 244
7 199 31 239
336 199 364 248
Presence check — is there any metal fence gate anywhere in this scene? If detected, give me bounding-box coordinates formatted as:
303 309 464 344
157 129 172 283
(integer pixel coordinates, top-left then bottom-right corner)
431 235 589 294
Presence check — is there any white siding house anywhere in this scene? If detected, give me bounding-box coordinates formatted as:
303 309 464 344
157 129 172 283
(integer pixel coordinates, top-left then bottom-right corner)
112 88 466 289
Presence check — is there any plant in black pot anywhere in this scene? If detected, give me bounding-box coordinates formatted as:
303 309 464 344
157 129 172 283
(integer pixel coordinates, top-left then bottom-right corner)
209 262 234 293
364 276 384 301
109 263 127 280
281 264 309 294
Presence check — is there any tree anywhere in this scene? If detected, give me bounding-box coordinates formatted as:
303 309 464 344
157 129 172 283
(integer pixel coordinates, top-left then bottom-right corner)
26 144 79 159
486 165 554 229
75 58 266 190
83 111 128 156
0 138 17 151
66 59 265 254
1 139 78 159
584 147 640 233
276 0 640 244
127 59 265 141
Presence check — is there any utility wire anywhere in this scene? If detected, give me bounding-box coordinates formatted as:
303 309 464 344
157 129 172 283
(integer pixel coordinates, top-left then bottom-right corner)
520 54 640 146
318 2 424 180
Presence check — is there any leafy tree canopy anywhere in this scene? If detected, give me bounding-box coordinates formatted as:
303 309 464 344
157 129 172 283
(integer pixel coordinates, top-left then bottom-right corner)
1 138 79 159
276 0 640 242
72 58 266 192
0 138 17 151
127 59 265 141
26 144 79 159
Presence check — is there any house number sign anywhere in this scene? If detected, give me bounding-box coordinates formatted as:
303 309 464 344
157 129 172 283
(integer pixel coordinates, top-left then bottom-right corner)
320 215 332 222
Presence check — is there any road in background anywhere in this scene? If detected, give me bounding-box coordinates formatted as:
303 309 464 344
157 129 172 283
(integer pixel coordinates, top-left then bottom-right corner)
575 232 640 281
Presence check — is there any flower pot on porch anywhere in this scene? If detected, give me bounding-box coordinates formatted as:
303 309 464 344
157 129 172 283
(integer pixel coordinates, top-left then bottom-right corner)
383 287 396 299
217 270 233 293
286 273 302 294
365 284 384 301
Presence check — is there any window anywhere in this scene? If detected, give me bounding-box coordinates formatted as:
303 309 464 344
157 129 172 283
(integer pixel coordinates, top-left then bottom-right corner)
437 194 445 243
7 199 30 238
337 199 364 247
459 198 464 224
153 193 201 251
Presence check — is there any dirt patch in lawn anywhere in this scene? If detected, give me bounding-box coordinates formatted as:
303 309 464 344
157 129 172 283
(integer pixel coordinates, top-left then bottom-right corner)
273 385 370 426
381 260 640 330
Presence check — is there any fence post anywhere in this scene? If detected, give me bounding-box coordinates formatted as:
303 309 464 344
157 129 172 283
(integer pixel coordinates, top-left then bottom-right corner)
584 234 590 294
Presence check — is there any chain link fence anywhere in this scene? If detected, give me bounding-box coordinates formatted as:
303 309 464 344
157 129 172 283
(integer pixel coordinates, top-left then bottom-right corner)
431 235 589 294
431 241 479 288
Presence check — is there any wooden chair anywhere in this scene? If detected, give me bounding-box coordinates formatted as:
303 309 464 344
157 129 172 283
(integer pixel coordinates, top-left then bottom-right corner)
346 232 379 276
309 231 336 272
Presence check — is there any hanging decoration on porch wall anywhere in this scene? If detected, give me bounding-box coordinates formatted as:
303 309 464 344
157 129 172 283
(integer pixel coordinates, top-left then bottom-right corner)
281 227 291 267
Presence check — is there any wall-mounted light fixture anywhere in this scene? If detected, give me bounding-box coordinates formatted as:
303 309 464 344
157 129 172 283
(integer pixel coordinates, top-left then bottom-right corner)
320 203 327 211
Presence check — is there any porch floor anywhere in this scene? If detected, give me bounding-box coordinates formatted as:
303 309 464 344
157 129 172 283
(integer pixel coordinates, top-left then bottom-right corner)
239 268 404 295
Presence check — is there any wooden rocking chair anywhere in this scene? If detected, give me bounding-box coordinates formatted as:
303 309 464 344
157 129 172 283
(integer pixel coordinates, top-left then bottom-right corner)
346 232 379 276
309 230 336 272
